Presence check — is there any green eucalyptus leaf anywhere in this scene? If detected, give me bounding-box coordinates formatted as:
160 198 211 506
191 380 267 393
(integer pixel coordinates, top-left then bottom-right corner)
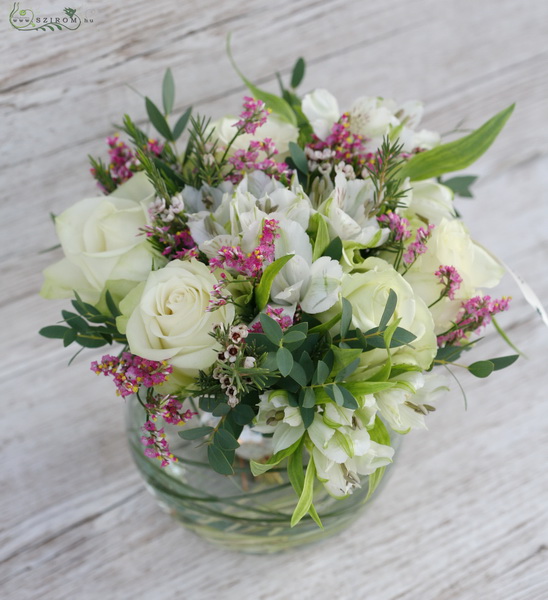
215 428 240 450
337 385 359 409
442 175 477 198
277 346 294 377
489 354 519 371
39 325 72 339
207 444 234 475
162 68 175 115
400 105 514 181
322 236 343 261
289 141 308 174
259 314 283 344
302 387 316 408
145 96 174 141
468 360 495 378
178 426 214 440
340 298 353 338
313 360 330 385
232 403 256 425
334 358 360 382
173 106 192 140
290 57 306 88
379 289 397 331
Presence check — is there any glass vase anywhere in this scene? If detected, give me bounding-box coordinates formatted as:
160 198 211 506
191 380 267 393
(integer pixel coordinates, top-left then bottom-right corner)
125 395 401 554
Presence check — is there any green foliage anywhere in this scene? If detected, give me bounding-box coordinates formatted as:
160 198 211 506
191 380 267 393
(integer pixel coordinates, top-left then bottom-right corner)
291 454 317 527
226 34 297 126
290 57 306 89
178 426 214 440
442 175 477 198
162 68 175 115
255 254 295 310
289 141 309 175
145 97 174 142
172 106 193 141
400 105 514 181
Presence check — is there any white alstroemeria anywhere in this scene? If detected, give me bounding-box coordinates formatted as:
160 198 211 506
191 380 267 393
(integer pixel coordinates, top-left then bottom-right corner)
301 89 340 140
182 181 233 214
253 390 305 454
373 371 449 433
319 173 389 248
270 219 343 314
348 96 440 153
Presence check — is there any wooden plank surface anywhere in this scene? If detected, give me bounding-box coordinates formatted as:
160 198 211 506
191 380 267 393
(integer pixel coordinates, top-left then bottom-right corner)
1 1 547 599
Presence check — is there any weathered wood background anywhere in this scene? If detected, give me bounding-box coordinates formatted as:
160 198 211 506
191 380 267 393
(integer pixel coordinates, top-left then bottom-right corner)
1 1 547 598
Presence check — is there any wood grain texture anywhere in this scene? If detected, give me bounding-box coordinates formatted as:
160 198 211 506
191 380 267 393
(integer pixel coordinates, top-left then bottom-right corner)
1 1 547 599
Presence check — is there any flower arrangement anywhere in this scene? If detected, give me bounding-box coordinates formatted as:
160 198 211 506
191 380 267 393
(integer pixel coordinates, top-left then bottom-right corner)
40 51 519 528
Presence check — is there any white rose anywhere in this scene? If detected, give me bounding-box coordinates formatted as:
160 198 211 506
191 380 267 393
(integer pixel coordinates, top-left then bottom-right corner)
404 218 505 333
41 173 158 304
301 89 340 140
210 113 298 157
321 257 437 372
122 259 235 387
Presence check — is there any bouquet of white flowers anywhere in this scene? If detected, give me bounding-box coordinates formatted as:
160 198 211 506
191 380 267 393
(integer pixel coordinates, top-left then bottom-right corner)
40 52 517 529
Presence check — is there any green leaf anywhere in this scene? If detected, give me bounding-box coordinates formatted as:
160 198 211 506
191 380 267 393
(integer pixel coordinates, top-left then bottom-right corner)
468 360 495 378
322 236 343 261
488 354 519 371
226 34 297 125
207 444 234 475
291 455 317 527
63 329 77 347
289 141 308 175
232 403 256 426
212 402 231 417
288 362 308 387
74 334 106 348
39 325 71 339
368 416 391 446
250 438 301 475
162 68 175 115
290 57 306 88
287 443 323 528
311 213 330 261
337 385 359 409
363 327 416 349
215 428 240 450
379 289 397 331
334 358 360 382
259 314 283 345
300 405 315 429
302 387 316 408
105 290 121 318
345 381 396 396
173 106 192 140
255 254 294 310
340 298 353 338
277 346 294 377
61 310 88 333
399 105 514 181
442 175 478 198
308 311 341 335
299 351 315 381
145 96 174 142
325 384 345 406
178 426 214 440
313 360 330 385
366 466 387 502
283 330 307 345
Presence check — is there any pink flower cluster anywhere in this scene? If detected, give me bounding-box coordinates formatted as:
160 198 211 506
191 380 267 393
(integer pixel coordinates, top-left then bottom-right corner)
226 139 292 184
141 420 176 467
209 219 280 278
105 135 163 183
141 394 196 467
435 265 463 300
437 295 511 346
403 224 435 265
233 96 269 135
306 113 375 173
377 212 412 242
249 305 294 332
143 225 197 261
91 353 173 397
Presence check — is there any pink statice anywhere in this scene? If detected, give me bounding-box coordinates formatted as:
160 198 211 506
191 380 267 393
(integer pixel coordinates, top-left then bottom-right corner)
227 138 292 184
91 353 173 397
434 265 463 300
249 305 294 333
233 96 269 135
437 295 511 346
209 219 280 278
142 224 197 261
140 420 176 467
305 113 375 176
403 224 435 265
377 212 412 241
145 394 197 426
